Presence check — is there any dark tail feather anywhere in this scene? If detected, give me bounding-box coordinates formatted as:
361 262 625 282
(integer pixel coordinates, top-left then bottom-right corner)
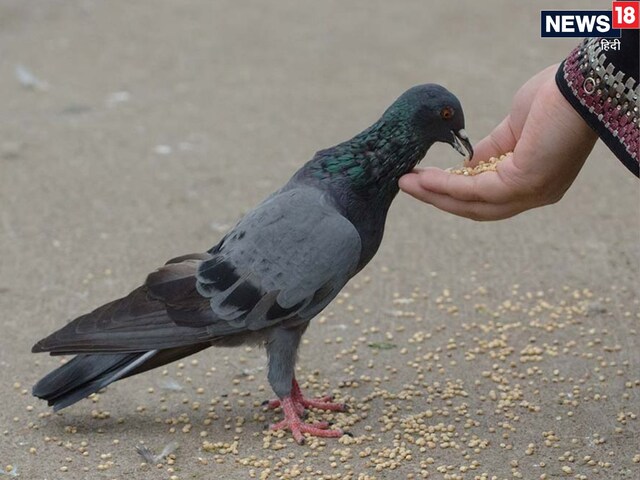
121 344 210 378
32 344 209 412
33 351 157 411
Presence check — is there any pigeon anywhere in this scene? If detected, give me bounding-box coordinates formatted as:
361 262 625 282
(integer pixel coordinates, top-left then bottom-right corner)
32 84 473 444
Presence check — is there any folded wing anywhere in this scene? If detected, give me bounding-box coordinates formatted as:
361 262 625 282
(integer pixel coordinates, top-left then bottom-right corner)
32 187 361 355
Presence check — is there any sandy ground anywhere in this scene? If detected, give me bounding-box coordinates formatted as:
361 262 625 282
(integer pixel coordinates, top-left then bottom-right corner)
1 1 638 479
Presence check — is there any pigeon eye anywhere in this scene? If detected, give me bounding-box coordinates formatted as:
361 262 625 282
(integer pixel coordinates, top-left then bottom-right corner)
440 106 454 120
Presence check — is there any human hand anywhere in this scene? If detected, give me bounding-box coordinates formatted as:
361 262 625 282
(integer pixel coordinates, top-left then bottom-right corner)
399 64 598 221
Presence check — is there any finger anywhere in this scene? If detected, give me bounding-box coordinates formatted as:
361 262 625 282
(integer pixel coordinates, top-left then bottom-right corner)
402 187 524 221
398 172 431 201
402 165 514 204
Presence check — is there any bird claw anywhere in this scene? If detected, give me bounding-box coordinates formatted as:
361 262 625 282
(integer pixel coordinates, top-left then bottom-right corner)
262 379 347 414
299 397 348 412
262 399 282 409
269 397 345 445
264 379 349 443
264 397 305 416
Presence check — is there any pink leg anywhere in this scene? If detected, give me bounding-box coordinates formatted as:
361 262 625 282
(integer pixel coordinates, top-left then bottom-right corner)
269 396 345 444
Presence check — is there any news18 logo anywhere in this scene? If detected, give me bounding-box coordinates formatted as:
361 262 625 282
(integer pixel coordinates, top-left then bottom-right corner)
541 1 639 37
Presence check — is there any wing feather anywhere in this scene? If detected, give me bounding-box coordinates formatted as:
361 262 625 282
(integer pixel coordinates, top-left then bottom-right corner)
33 187 362 354
196 187 361 329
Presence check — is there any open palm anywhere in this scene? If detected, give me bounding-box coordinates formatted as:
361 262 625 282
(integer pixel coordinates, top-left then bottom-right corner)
400 64 598 220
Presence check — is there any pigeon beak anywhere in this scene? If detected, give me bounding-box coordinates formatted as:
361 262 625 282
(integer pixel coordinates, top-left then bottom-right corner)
450 129 474 161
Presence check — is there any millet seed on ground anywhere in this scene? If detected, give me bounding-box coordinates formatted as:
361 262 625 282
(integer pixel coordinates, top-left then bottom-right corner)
13 271 638 479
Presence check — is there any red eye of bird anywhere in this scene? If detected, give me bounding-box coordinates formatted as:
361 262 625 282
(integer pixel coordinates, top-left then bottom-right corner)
440 106 454 120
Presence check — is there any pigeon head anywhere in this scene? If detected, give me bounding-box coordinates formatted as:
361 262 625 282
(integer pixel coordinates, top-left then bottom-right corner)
306 84 472 199
383 84 473 162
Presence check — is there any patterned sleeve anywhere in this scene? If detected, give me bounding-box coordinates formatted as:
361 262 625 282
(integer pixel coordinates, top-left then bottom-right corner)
555 30 639 177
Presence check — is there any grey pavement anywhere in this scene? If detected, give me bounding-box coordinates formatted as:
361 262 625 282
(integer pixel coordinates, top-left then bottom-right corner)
0 1 638 479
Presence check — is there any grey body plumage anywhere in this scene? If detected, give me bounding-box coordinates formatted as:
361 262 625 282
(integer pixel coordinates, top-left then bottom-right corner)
32 84 472 435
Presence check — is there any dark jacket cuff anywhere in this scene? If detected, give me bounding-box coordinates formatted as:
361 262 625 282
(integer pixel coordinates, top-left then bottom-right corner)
555 37 639 177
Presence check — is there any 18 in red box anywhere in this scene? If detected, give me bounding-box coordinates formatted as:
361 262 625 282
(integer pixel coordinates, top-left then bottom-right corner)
612 1 640 28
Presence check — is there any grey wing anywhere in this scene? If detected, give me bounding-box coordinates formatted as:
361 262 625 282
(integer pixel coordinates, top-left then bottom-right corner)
32 188 361 355
32 253 220 354
196 187 362 331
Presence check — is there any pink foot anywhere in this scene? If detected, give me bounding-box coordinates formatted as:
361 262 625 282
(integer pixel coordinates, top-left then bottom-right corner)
264 397 305 416
263 379 350 444
299 395 347 412
263 379 348 413
269 397 346 444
